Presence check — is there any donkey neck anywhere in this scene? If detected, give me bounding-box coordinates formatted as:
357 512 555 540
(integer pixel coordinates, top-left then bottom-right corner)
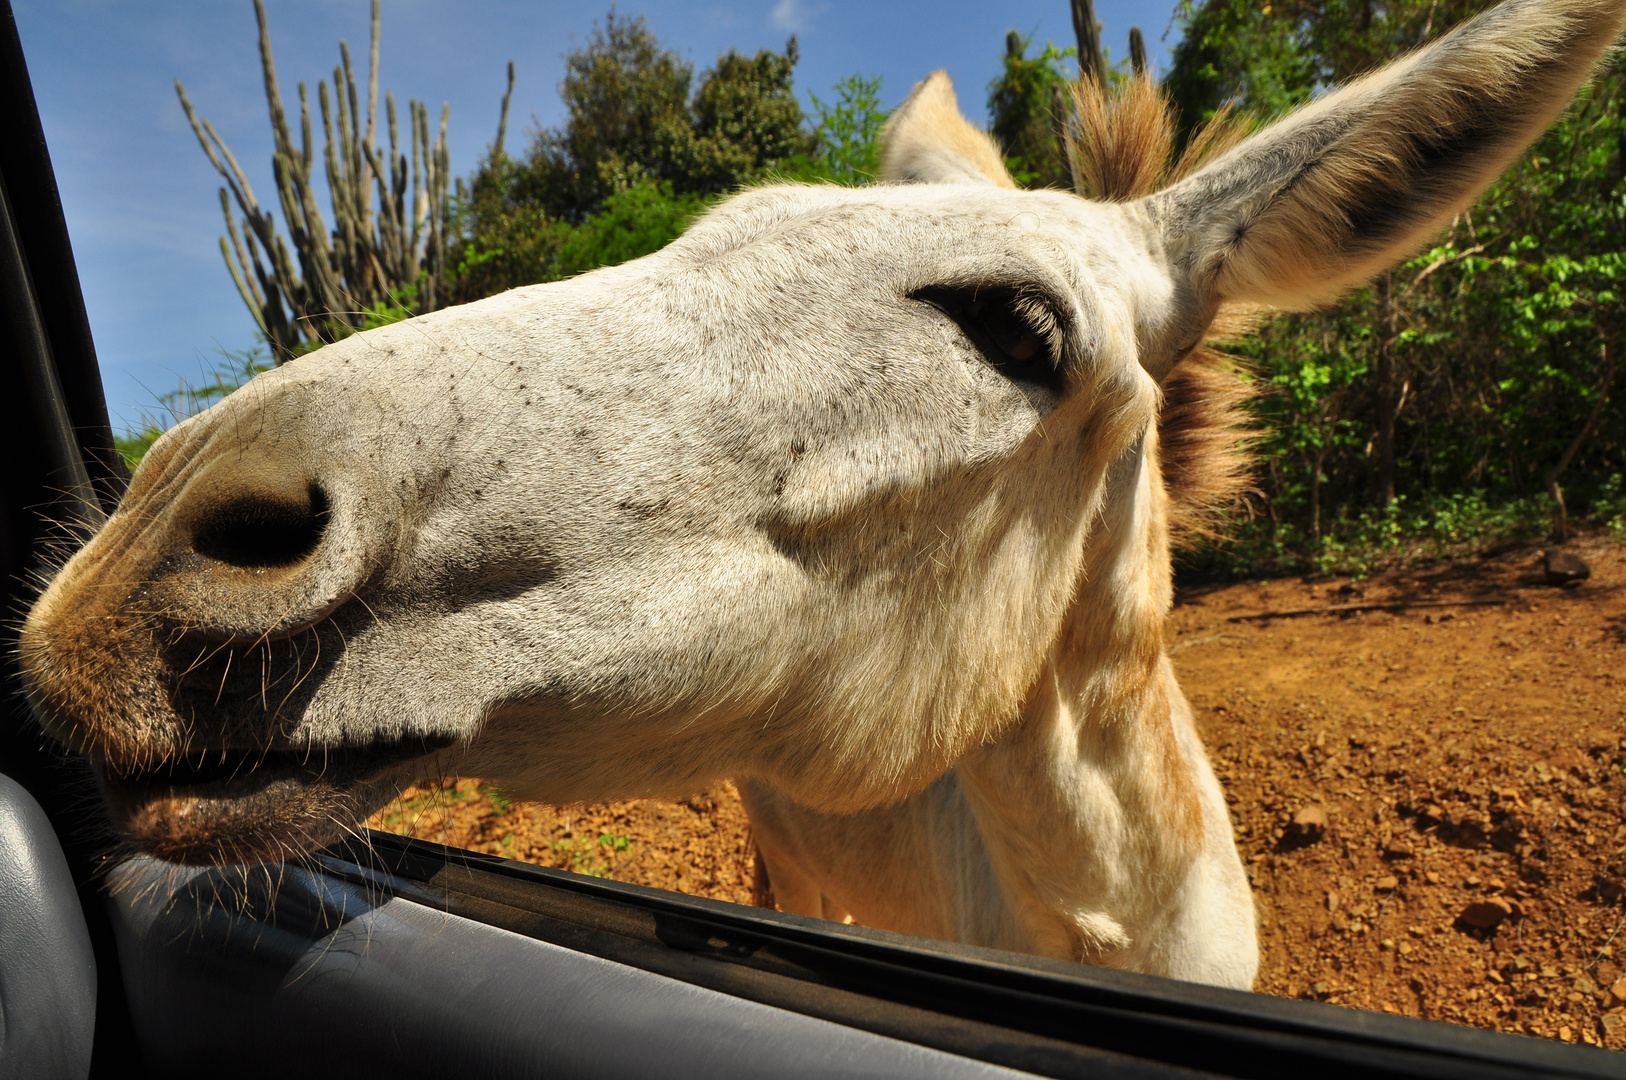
953 434 1206 962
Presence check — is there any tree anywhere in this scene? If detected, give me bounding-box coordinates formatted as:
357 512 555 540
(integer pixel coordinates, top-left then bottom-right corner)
455 15 817 297
522 13 695 222
806 75 889 185
685 43 812 193
987 32 1074 188
1168 0 1626 566
505 15 811 224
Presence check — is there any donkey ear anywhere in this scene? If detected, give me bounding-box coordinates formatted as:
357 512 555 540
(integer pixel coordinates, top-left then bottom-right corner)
880 71 1017 188
1144 0 1626 370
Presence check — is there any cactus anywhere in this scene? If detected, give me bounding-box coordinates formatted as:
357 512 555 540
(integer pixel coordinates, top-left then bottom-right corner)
1129 27 1148 76
1070 0 1106 87
176 0 455 361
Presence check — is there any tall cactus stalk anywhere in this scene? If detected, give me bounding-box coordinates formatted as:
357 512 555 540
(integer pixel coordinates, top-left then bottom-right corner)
176 0 452 361
1070 0 1106 87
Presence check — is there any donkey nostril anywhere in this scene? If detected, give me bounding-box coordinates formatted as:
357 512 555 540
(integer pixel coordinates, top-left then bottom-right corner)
192 486 329 569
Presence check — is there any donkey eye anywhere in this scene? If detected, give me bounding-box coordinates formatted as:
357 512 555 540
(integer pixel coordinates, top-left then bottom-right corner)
969 298 1045 363
916 286 1062 394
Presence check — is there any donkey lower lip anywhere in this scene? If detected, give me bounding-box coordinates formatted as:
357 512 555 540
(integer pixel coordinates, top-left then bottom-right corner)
96 734 454 865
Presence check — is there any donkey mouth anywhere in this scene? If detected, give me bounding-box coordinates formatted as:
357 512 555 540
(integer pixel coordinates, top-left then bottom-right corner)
96 734 454 865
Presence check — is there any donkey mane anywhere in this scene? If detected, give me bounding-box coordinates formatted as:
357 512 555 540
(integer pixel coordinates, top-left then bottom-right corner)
1065 76 1259 545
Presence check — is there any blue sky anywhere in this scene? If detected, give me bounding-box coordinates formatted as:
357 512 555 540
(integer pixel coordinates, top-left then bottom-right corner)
14 0 1181 434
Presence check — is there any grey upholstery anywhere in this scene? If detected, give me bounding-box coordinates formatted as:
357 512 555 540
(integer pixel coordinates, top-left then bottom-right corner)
108 857 1037 1080
0 772 95 1080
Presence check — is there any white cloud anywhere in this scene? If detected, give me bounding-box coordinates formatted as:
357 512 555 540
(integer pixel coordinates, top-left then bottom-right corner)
769 0 826 34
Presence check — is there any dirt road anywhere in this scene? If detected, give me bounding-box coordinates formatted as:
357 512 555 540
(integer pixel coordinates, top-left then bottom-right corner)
372 534 1626 1047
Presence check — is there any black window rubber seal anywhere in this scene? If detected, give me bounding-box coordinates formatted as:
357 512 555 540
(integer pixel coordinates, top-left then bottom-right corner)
320 830 1625 1080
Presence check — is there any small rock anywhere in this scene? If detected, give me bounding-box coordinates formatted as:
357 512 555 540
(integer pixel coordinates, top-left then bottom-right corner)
1398 942 1414 956
1290 805 1328 840
1383 839 1414 859
1611 976 1626 1000
1460 897 1514 930
1544 549 1592 586
1576 976 1598 995
1326 890 1340 913
1376 875 1400 892
1381 938 1396 950
1311 981 1329 997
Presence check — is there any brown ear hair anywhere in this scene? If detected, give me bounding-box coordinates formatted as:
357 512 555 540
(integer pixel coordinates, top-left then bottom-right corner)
879 71 1017 188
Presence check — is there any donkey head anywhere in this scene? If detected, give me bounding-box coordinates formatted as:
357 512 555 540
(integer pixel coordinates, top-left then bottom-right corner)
21 0 1622 865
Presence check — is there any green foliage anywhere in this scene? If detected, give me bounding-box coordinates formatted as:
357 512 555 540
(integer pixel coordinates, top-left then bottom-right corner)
551 832 633 877
685 43 813 193
1598 474 1626 541
1166 0 1625 575
1164 0 1490 140
1163 0 1315 136
533 11 697 220
454 15 816 297
987 33 1076 189
554 181 710 278
484 14 811 225
1186 490 1562 580
805 74 889 185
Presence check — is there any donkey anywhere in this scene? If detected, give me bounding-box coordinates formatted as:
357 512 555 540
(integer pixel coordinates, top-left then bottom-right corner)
19 0 1623 990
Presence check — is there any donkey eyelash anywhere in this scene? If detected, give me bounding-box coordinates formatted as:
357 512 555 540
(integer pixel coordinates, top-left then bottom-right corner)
914 285 1066 395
